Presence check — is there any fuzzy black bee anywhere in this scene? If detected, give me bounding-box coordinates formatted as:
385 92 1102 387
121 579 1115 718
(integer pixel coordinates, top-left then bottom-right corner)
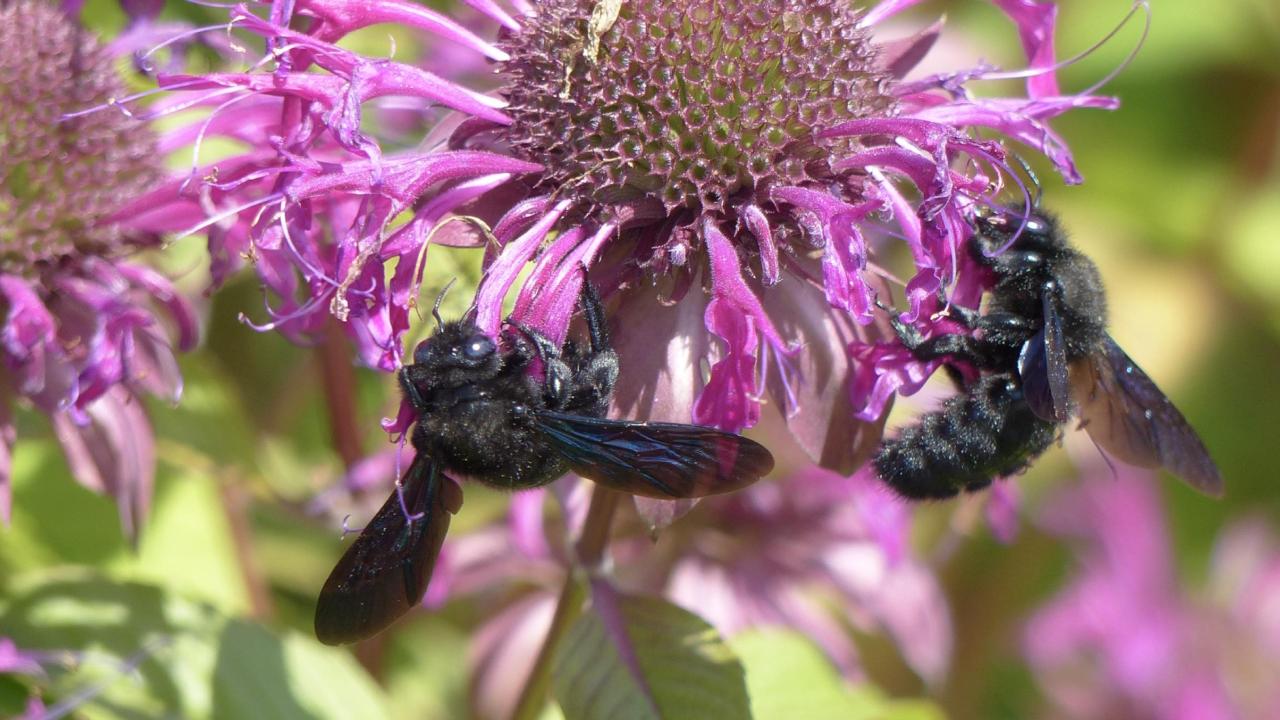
314 285 774 645
874 207 1222 500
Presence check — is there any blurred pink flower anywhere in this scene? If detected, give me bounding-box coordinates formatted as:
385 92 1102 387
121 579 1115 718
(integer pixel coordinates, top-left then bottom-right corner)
652 466 952 684
1025 470 1280 719
408 467 950 716
0 0 197 540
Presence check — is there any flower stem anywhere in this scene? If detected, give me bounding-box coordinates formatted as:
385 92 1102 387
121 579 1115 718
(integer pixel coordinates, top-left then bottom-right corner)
510 486 620 720
318 318 363 469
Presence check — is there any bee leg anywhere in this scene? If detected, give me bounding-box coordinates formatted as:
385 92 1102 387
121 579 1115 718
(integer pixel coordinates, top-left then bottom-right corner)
945 303 981 328
399 366 429 412
579 282 611 354
566 349 619 414
899 331 1006 370
510 324 576 408
974 312 1039 335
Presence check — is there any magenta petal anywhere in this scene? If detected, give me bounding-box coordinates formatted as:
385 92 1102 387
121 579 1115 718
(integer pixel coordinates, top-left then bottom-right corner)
117 264 200 352
0 275 57 361
876 19 944 79
125 324 184 404
473 199 571 335
859 0 929 28
51 386 156 545
990 0 1062 98
740 204 779 285
0 637 43 676
695 219 792 432
292 0 511 61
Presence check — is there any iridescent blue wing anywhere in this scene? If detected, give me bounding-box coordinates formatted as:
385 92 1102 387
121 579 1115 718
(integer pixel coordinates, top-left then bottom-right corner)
315 453 463 645
534 410 774 499
1071 336 1223 496
1019 292 1071 423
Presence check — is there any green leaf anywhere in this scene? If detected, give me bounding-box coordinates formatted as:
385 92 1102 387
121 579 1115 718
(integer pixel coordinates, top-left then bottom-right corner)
551 589 750 720
0 571 387 720
733 630 946 720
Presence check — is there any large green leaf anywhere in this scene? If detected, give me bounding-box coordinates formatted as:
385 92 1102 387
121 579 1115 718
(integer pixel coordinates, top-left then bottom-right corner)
551 588 750 720
733 630 945 720
0 571 387 720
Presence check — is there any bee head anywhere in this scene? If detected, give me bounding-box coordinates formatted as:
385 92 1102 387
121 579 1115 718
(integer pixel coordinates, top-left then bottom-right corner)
413 321 497 366
972 206 1066 255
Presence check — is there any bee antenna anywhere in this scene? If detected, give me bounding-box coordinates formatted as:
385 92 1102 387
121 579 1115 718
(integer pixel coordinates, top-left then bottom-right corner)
1009 151 1043 208
433 278 457 331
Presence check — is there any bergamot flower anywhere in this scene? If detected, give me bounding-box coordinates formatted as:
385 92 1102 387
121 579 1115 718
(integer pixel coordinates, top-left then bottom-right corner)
0 0 197 540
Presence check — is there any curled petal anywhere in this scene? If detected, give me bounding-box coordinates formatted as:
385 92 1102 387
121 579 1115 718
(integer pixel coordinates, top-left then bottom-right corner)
51 386 156 546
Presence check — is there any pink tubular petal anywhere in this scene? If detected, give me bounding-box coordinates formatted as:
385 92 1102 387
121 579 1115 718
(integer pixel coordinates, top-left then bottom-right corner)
912 96 1119 184
51 387 156 545
125 325 184 405
473 199 571 335
740 204 779 285
116 264 200 352
695 220 782 432
771 186 879 323
990 0 1062 98
877 19 944 79
281 151 540 206
0 275 57 361
508 489 550 560
848 341 941 422
459 0 520 31
858 0 929 28
289 0 511 60
514 222 616 344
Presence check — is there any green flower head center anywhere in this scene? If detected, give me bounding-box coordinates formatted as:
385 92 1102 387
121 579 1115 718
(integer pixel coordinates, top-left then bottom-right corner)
500 0 896 218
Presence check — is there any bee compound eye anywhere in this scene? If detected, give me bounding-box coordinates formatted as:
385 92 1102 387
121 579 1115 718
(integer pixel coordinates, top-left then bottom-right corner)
463 335 496 360
412 341 432 365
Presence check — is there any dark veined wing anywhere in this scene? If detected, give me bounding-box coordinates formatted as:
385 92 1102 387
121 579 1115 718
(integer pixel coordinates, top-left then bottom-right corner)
1018 292 1071 422
1070 335 1223 496
533 410 774 499
314 453 463 645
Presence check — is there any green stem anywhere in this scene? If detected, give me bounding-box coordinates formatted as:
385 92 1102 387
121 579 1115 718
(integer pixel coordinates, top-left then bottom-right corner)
510 487 620 720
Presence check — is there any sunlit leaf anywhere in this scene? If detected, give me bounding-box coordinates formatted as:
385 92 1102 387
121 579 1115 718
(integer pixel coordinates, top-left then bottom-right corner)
732 630 945 720
551 587 750 720
0 571 387 720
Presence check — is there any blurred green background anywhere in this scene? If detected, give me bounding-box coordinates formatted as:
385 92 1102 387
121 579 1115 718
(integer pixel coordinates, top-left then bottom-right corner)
2 0 1278 718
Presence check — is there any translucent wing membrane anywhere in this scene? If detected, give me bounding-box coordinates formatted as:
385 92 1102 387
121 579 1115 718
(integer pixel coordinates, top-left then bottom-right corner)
534 410 775 499
1019 292 1071 423
315 454 463 645
1071 337 1223 496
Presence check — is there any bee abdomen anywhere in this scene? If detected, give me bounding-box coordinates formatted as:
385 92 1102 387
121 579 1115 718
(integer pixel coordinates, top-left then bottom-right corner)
874 374 1057 499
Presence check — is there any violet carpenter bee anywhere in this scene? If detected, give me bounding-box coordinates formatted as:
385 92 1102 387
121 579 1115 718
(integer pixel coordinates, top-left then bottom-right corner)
315 284 774 645
874 207 1222 500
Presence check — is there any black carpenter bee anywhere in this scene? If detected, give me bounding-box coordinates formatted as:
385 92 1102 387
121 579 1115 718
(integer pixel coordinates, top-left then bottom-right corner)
874 207 1222 500
314 284 774 645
